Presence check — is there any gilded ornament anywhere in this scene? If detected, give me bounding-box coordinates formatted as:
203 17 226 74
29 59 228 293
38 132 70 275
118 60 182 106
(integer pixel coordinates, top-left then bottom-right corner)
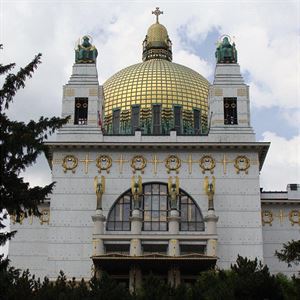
96 155 112 174
62 155 78 173
10 212 25 225
204 176 216 210
234 155 250 174
94 176 105 210
131 175 143 210
262 210 273 226
200 155 215 174
131 155 147 174
165 155 181 174
289 210 300 226
39 209 50 225
168 176 179 210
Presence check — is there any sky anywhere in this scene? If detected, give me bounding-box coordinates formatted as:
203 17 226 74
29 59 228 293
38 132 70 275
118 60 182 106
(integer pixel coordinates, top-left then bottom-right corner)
1 0 299 192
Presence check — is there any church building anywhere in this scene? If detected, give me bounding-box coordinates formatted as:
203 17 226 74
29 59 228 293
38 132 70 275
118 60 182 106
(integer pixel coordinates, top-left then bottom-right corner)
9 8 300 291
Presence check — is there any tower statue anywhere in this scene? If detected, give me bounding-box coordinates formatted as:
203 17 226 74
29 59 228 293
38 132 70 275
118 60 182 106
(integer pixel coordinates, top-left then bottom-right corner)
204 176 216 210
75 35 98 63
215 36 237 63
94 176 105 210
131 175 143 210
168 176 179 210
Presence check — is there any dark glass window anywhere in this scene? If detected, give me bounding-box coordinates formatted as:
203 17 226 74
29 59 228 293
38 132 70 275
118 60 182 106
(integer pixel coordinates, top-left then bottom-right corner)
131 106 140 133
179 196 204 231
74 98 88 125
174 106 182 134
106 195 131 231
106 183 204 232
152 105 161 134
113 109 120 134
224 98 238 125
193 109 201 134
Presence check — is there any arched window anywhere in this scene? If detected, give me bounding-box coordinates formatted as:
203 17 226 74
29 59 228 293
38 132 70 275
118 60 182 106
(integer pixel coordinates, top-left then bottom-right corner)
106 182 204 232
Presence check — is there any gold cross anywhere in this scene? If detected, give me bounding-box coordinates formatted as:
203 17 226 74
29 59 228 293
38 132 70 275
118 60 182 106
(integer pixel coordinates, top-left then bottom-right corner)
149 154 163 175
114 154 129 174
274 209 286 224
50 158 61 168
182 154 197 174
80 154 94 174
152 7 163 23
221 154 231 175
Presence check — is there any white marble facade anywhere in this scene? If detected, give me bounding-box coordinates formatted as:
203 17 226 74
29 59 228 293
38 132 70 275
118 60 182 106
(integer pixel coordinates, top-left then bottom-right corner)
8 60 300 281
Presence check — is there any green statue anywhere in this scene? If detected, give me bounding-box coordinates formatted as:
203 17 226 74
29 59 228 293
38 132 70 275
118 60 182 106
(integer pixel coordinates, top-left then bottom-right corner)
215 36 237 63
75 36 98 63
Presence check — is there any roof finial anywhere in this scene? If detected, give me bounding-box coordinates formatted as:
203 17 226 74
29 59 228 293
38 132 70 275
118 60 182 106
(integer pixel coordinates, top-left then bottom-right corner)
152 7 163 23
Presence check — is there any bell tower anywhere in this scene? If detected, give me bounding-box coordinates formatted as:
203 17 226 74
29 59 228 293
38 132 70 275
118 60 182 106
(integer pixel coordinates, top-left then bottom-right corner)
209 36 255 142
57 35 103 141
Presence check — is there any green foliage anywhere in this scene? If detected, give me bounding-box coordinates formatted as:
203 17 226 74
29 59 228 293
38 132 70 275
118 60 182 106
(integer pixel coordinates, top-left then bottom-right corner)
1 255 300 299
275 240 300 267
0 46 69 245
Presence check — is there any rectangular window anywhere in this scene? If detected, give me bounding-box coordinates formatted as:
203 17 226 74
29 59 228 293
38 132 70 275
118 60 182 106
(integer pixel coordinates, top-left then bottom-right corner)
174 106 182 134
112 109 120 134
131 105 140 133
74 98 88 125
224 97 238 125
152 105 161 134
193 109 201 134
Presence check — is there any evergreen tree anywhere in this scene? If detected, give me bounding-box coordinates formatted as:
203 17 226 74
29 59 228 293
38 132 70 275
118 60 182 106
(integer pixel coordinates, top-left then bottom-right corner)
275 240 300 267
0 45 69 246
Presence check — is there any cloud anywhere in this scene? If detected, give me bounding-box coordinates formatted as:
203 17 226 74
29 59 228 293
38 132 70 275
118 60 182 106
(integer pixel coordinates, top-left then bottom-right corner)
1 1 299 192
260 132 300 190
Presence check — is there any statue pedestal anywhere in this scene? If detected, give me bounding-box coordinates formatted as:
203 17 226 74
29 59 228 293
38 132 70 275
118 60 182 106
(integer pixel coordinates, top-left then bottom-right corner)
91 211 106 256
130 209 143 256
204 209 219 256
168 209 180 234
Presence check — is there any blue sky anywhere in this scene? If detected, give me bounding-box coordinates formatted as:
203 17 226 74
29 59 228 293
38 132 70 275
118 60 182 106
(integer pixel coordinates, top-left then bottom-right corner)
0 0 299 191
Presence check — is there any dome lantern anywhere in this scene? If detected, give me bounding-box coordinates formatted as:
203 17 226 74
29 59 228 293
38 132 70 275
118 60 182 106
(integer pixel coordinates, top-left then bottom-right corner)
142 7 173 62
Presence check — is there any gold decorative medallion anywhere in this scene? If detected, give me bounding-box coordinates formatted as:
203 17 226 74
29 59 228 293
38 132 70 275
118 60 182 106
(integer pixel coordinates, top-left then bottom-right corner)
131 155 147 174
289 210 300 226
200 155 215 174
234 155 250 174
10 212 25 225
39 209 50 225
62 155 78 173
96 155 112 173
165 155 181 174
262 210 273 226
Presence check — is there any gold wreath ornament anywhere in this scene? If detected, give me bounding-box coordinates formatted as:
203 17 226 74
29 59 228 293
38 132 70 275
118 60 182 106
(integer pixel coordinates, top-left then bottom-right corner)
234 155 250 174
96 155 112 173
200 155 215 174
165 155 181 174
131 155 147 174
62 155 78 173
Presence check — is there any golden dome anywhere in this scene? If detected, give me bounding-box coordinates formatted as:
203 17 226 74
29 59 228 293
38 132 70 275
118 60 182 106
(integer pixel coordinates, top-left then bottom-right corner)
103 59 209 123
147 23 169 44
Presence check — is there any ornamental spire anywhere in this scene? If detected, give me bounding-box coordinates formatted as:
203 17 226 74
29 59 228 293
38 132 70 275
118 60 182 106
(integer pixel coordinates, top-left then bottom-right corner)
152 7 163 23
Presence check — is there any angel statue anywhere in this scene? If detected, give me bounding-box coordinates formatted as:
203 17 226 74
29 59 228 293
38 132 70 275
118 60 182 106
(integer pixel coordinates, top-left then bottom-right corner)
94 176 105 210
168 176 179 210
131 175 143 210
204 176 215 210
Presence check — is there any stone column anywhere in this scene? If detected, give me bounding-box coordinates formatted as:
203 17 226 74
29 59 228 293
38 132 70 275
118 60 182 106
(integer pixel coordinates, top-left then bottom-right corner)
129 209 143 292
91 209 106 256
168 209 180 256
204 209 219 256
168 267 181 287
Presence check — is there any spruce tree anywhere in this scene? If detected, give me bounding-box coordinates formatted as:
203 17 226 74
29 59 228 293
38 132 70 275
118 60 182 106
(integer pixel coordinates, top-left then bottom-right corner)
0 45 69 246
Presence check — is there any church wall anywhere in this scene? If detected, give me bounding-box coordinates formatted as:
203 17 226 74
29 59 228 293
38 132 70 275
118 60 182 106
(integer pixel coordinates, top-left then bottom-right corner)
262 203 300 276
45 146 264 279
9 202 50 280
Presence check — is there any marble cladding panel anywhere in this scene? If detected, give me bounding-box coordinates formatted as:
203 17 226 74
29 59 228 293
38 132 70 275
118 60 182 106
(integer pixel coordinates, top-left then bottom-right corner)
217 227 263 244
48 226 93 243
48 243 87 260
50 209 94 227
9 241 47 256
216 212 261 228
9 227 47 242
